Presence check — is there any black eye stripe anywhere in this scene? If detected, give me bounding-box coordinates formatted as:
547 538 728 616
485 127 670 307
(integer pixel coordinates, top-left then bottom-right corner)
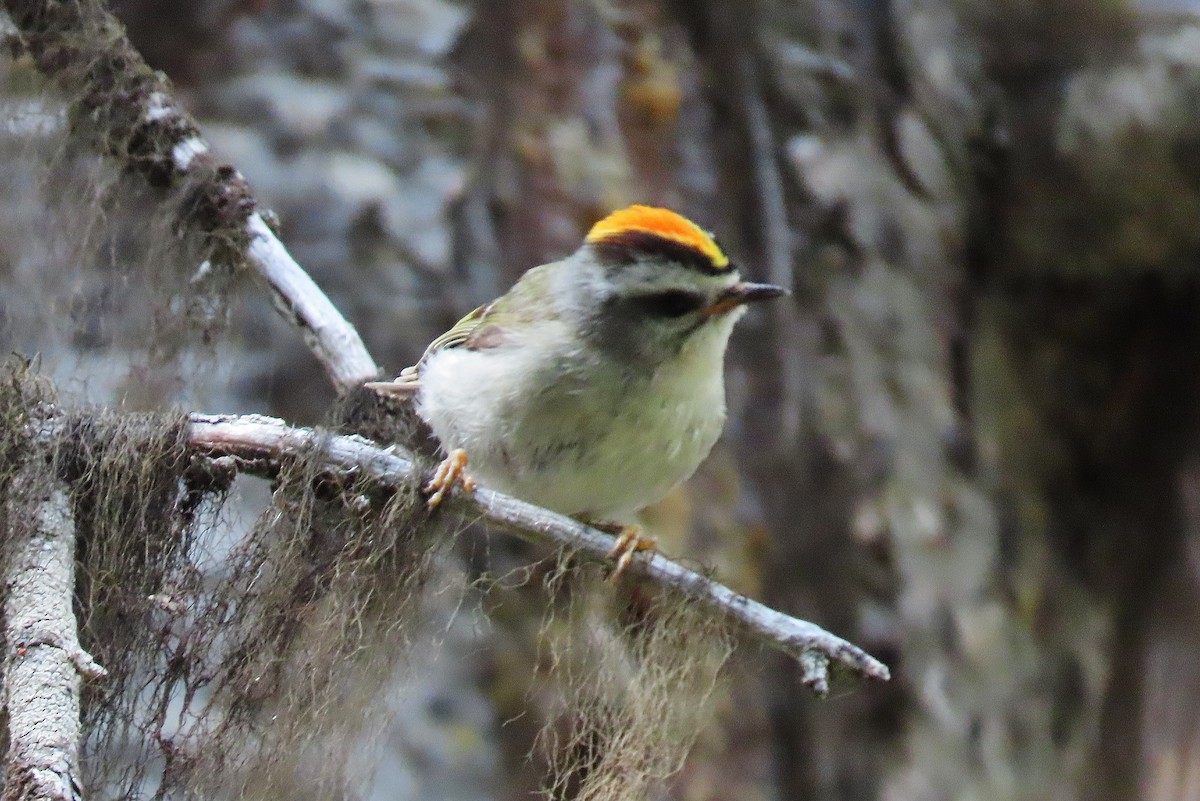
631 290 706 318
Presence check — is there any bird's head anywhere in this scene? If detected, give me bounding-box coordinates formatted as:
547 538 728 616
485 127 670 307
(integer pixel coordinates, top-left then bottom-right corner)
563 205 788 362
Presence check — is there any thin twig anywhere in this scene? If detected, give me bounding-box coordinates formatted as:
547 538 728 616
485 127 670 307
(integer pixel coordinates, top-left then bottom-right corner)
3 433 106 801
187 413 891 694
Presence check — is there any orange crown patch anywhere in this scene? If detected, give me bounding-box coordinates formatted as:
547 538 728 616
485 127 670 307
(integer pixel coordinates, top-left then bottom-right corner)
585 205 730 270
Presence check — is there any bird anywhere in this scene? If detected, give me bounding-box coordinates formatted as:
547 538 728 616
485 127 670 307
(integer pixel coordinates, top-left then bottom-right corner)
366 205 787 578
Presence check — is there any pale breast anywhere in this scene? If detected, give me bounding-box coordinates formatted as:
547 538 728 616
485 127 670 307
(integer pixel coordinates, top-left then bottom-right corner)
417 320 733 521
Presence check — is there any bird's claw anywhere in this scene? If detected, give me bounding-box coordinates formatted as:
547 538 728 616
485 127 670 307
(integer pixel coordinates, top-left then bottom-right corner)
424 448 476 510
604 525 657 583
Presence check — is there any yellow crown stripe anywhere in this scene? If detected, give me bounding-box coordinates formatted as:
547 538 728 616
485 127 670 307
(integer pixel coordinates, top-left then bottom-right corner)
586 205 730 270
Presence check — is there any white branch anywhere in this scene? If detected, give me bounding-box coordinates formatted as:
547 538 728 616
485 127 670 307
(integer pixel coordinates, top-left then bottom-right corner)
243 214 381 391
187 413 891 694
3 450 106 801
156 123 381 394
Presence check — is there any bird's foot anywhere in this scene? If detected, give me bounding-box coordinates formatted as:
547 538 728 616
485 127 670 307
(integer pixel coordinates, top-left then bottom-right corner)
598 524 657 583
424 448 476 510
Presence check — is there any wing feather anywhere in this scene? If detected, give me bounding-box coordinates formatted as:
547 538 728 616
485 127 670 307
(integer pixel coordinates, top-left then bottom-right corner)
364 261 558 397
364 301 496 396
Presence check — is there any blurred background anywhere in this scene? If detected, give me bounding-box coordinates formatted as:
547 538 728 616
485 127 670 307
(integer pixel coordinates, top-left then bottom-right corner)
5 0 1200 799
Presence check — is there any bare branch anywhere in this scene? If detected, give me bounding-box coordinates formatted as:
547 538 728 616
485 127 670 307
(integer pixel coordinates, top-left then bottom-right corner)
187 413 891 693
0 0 381 392
242 214 381 390
3 444 106 801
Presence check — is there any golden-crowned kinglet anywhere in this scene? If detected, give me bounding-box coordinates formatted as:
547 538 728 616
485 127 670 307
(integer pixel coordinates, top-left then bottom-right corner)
367 205 787 575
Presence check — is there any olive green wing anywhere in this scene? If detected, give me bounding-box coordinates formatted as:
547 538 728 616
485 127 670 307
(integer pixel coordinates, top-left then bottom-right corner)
364 262 555 396
364 301 497 396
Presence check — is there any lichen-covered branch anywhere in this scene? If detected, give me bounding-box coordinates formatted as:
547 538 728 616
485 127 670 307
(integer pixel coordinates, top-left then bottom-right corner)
3 446 106 801
187 413 891 694
1 0 380 392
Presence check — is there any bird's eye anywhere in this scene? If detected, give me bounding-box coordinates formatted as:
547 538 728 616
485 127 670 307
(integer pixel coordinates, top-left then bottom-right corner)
635 290 706 318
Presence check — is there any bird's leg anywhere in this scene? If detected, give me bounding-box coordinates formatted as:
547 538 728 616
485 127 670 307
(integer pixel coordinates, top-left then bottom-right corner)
592 522 657 583
424 448 476 510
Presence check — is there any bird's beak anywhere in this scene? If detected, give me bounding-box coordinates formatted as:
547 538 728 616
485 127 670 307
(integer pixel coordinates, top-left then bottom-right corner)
702 282 790 316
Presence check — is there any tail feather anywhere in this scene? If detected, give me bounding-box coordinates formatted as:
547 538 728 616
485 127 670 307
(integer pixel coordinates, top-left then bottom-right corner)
364 370 420 396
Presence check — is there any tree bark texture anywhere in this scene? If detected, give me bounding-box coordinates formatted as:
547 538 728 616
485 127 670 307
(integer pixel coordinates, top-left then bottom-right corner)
3 448 104 801
444 1 1200 799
